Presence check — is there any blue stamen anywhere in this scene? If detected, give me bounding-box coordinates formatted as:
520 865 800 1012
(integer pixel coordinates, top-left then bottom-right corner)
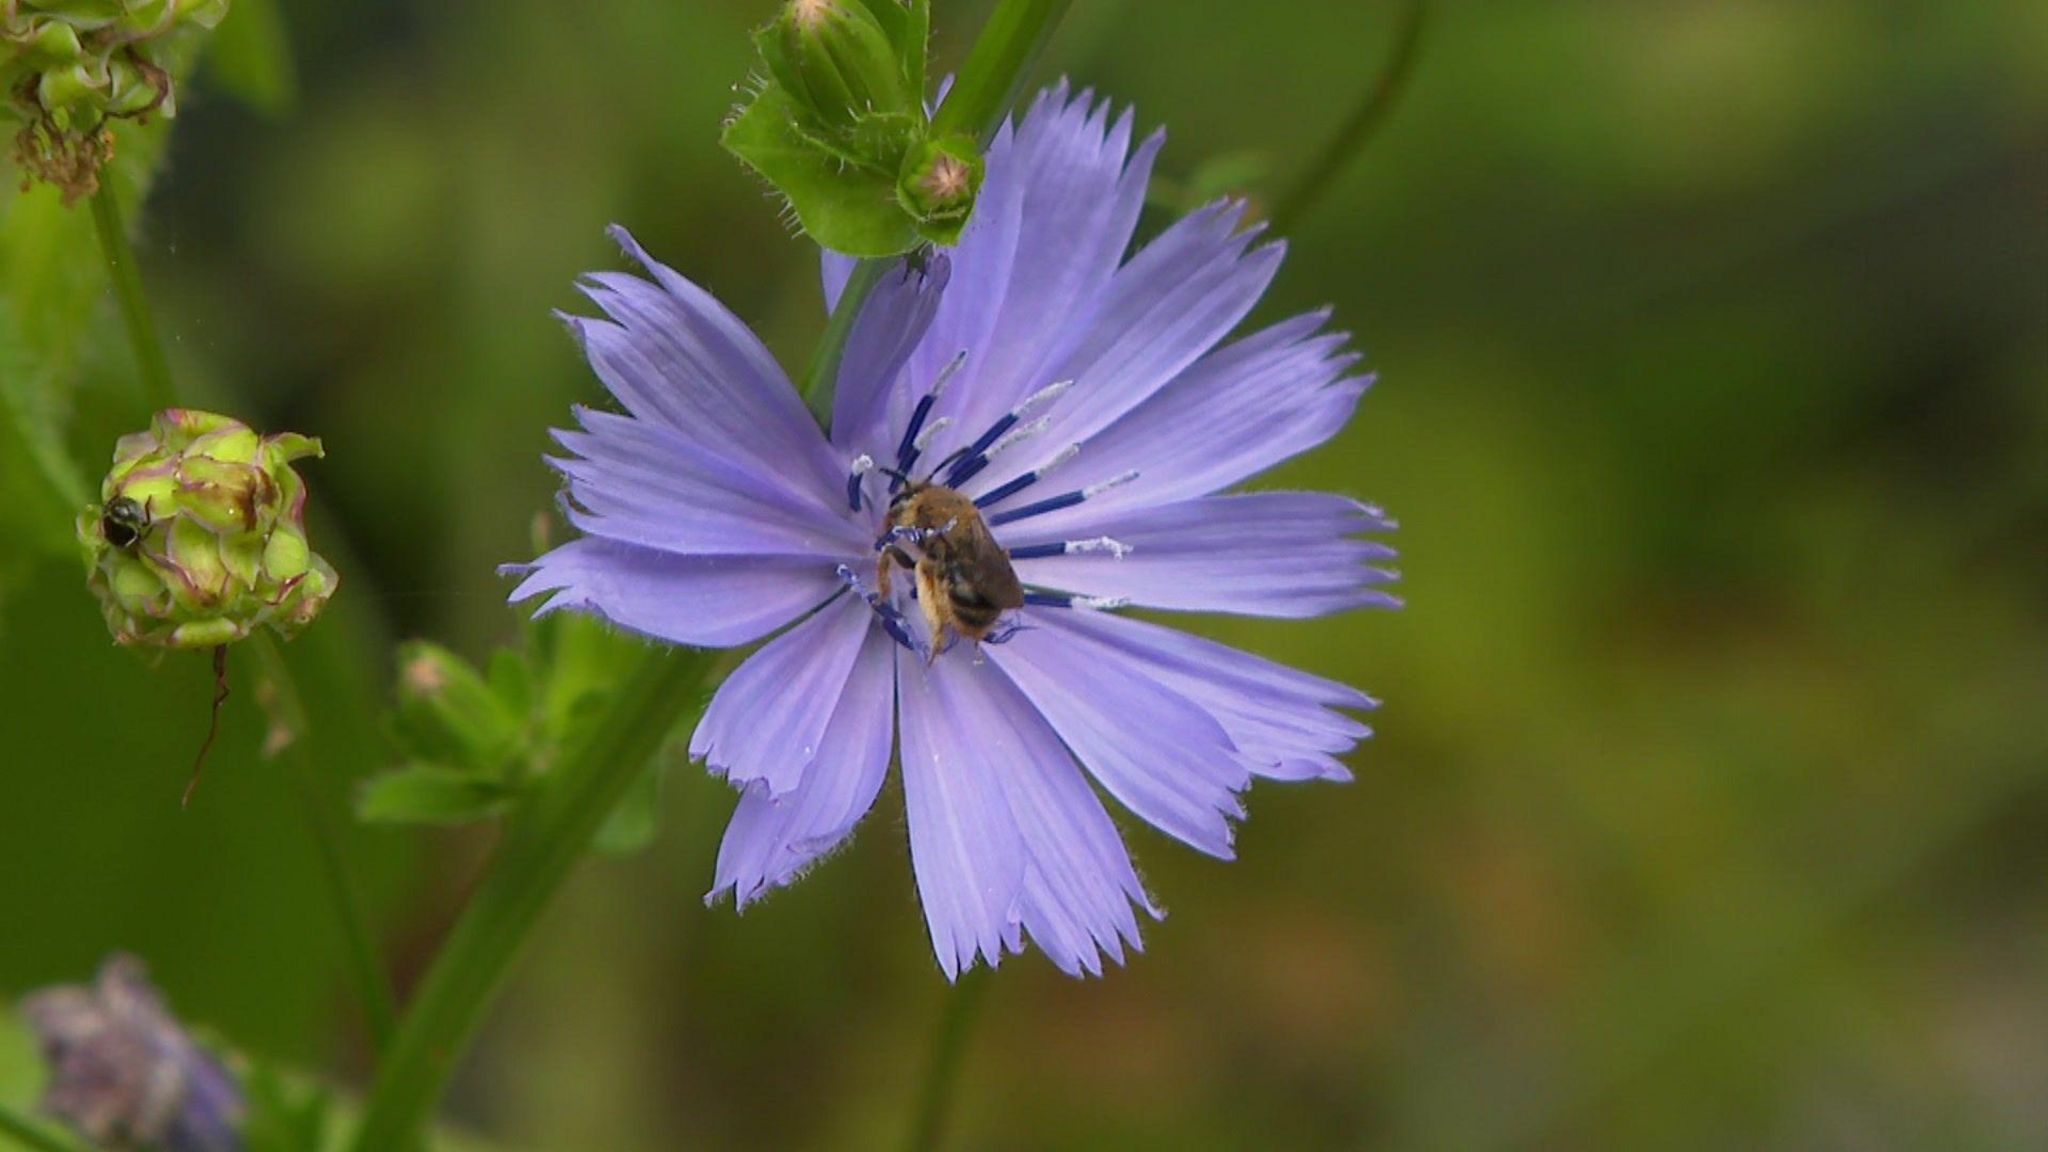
974 442 1082 510
837 564 918 652
845 455 874 512
987 468 1138 526
1004 536 1131 562
944 380 1073 488
894 394 936 475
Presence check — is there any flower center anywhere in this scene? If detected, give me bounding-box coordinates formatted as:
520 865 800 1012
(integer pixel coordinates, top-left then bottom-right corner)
835 363 1141 654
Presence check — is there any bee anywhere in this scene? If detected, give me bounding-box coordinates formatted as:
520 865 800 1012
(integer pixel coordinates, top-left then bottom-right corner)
100 495 149 549
878 480 1025 660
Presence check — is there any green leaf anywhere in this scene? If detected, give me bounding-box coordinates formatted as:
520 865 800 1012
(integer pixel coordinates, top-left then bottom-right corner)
239 1061 331 1152
205 0 297 116
356 764 519 827
722 85 921 257
593 761 663 857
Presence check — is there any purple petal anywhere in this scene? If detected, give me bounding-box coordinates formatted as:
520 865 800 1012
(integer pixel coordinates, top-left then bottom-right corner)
553 408 865 559
906 651 1158 977
571 228 842 503
691 593 875 796
966 202 1283 497
832 254 952 454
897 647 1026 979
997 311 1369 524
989 706 1159 976
987 617 1250 858
821 251 856 314
1036 608 1376 783
707 614 896 907
1010 492 1398 617
922 89 1165 462
507 537 836 648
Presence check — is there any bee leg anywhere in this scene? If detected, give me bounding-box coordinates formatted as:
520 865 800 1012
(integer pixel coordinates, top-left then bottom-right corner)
837 564 919 654
914 562 952 665
983 618 1029 645
876 526 929 551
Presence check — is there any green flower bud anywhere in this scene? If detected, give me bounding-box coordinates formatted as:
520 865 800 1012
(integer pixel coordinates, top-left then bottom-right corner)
3 0 224 200
391 641 527 775
77 409 338 650
896 133 983 244
763 0 912 132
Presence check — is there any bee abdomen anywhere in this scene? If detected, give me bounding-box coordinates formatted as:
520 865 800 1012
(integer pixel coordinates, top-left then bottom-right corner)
948 582 1003 633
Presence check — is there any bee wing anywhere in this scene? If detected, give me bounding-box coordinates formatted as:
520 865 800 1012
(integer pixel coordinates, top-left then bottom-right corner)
956 517 1026 609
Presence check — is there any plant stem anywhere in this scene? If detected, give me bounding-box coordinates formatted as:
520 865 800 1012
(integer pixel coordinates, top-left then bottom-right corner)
931 0 1074 146
250 632 399 1056
345 647 717 1152
89 178 398 1059
904 969 992 1152
88 184 176 415
1267 0 1429 236
0 1104 88 1152
801 259 891 425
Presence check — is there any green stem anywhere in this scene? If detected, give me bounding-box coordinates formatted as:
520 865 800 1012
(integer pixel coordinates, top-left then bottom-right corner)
87 179 398 1058
801 258 891 425
1267 0 1429 236
904 969 992 1152
250 632 399 1056
0 1103 88 1152
345 647 718 1152
88 184 176 415
931 0 1074 145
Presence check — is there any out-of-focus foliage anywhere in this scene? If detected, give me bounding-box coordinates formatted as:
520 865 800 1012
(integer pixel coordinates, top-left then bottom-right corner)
1 1 2045 1149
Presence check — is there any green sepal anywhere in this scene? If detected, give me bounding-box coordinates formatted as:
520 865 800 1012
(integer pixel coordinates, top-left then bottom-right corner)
356 763 520 826
723 84 921 257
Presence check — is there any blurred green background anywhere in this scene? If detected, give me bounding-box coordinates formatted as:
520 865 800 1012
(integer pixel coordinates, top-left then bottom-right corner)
4 0 2047 1148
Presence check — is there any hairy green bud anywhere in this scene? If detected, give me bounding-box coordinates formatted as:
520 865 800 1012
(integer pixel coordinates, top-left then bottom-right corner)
78 408 337 649
764 0 912 131
896 132 983 244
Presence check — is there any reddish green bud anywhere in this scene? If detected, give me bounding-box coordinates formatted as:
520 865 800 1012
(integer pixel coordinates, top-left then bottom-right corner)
78 409 337 650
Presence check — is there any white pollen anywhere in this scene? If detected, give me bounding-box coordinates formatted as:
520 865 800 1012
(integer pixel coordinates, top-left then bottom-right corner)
1013 378 1074 417
849 454 875 476
1072 595 1130 611
1036 443 1081 478
1082 469 1139 499
913 417 954 452
988 416 1051 458
929 350 968 398
1067 536 1132 559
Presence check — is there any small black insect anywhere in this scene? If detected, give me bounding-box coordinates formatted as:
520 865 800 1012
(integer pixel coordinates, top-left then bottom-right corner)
100 496 148 548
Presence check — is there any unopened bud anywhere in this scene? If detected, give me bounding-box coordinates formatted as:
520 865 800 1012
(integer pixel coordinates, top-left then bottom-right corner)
764 0 912 131
78 409 338 649
897 134 983 244
393 641 527 773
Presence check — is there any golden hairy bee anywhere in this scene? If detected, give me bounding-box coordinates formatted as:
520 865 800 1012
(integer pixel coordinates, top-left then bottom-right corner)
877 479 1025 660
